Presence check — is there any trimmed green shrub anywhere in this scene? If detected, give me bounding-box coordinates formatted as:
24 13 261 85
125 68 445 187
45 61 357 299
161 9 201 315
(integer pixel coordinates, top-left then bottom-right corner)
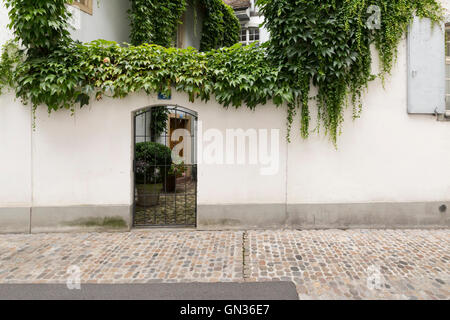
135 141 172 184
136 141 172 165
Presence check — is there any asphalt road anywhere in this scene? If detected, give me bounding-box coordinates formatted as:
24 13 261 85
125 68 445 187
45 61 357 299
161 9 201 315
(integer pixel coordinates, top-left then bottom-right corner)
0 282 298 300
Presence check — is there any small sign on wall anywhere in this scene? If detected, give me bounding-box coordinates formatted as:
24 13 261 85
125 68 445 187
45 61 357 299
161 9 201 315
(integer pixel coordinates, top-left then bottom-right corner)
158 92 171 100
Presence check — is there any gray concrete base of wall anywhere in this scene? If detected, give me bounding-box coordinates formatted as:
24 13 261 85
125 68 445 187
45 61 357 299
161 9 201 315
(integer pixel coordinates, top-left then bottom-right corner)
1 202 449 234
0 205 132 234
0 207 31 234
197 202 450 230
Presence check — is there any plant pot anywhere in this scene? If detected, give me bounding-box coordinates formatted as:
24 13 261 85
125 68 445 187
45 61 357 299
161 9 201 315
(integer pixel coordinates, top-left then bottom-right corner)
164 175 176 193
136 184 162 207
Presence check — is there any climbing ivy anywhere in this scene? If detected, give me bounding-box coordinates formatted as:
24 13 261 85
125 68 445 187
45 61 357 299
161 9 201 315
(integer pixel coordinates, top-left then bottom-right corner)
220 2 241 48
198 0 240 51
128 0 240 51
4 0 72 57
0 40 22 95
129 0 186 47
257 0 443 143
0 0 444 144
2 39 287 114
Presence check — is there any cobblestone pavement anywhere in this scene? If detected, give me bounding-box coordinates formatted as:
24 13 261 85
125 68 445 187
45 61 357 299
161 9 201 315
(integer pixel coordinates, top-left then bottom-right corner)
246 230 450 300
0 229 448 300
0 231 243 284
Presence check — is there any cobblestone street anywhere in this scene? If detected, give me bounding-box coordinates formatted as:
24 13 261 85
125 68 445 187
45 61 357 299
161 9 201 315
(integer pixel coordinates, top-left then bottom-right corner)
246 230 449 299
0 229 448 300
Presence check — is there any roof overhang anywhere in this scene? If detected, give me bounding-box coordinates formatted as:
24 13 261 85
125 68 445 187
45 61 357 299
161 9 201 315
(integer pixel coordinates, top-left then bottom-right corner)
235 8 250 22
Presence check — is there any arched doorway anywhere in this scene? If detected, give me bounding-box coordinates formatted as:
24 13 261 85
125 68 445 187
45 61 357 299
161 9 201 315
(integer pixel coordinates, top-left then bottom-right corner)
133 105 198 227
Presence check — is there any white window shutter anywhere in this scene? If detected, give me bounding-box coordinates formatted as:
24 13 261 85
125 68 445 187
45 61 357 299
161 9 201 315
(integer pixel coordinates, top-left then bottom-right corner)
407 16 445 114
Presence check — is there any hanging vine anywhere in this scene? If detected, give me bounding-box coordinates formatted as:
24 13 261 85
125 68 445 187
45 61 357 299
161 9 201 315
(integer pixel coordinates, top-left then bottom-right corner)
128 0 240 51
257 0 443 143
128 0 186 47
198 0 240 51
4 0 72 57
0 0 444 145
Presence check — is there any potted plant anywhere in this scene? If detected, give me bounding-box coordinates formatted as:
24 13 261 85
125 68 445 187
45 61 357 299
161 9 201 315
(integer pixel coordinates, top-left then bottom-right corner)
135 142 172 206
164 161 186 193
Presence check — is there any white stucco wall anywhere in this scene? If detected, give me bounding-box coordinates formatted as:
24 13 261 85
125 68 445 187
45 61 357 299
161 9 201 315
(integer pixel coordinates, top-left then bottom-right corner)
0 1 13 47
1 35 449 209
27 92 286 207
69 0 131 44
287 40 450 205
0 3 30 209
0 93 32 207
0 43 449 230
0 1 449 231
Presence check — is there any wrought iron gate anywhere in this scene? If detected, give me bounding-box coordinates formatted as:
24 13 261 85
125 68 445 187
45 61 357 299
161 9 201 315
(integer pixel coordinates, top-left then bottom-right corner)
133 105 197 227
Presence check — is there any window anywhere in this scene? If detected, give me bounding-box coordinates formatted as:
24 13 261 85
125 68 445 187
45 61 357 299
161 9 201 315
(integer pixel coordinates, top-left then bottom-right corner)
446 23 450 110
248 28 260 42
239 27 260 45
240 29 247 44
71 0 93 15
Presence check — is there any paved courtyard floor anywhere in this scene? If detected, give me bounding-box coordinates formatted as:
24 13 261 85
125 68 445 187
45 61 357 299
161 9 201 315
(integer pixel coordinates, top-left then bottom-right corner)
0 229 448 300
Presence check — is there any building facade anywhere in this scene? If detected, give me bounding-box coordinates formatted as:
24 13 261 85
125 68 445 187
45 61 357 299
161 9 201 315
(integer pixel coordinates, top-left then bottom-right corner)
64 0 203 49
0 1 449 233
224 0 270 45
